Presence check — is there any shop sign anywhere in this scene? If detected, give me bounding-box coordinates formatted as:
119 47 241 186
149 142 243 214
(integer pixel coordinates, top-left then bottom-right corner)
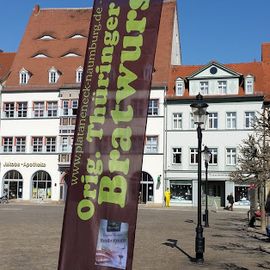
3 162 46 168
58 0 163 269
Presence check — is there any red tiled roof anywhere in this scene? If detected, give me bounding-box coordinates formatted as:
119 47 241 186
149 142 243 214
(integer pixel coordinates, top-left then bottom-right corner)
0 52 16 82
168 60 270 99
5 7 91 90
5 0 177 90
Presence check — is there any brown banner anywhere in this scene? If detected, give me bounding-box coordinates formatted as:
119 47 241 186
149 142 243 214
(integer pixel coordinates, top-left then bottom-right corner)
58 0 163 269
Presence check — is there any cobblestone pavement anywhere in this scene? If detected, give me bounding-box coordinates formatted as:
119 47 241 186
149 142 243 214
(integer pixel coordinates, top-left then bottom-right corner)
0 202 269 270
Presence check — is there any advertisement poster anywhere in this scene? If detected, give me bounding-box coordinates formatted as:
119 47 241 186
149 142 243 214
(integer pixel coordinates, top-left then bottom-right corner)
95 220 128 269
58 0 163 269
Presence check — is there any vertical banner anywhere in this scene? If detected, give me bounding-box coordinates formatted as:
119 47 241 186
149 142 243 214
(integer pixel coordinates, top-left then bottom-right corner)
58 0 163 269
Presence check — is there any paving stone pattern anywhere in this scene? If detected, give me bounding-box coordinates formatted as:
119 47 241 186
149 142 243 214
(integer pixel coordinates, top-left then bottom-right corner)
0 203 269 270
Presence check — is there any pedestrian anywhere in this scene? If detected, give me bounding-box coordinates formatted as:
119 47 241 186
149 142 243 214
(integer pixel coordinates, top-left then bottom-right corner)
164 188 171 207
227 193 234 211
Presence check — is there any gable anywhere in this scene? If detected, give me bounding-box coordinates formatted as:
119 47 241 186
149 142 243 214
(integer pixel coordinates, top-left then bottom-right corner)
188 62 241 80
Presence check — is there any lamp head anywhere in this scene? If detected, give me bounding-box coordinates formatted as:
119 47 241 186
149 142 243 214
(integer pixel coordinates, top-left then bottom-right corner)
203 146 211 163
190 93 209 125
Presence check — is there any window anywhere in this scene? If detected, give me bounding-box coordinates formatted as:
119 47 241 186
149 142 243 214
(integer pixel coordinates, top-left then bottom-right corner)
3 137 13 152
17 102 27 117
175 78 184 96
70 34 85 39
226 148 236 165
32 171 52 199
148 99 159 115
4 102 15 118
190 148 198 164
19 68 30 84
71 100 78 116
145 136 158 153
62 100 69 116
245 112 255 128
61 137 69 152
33 54 48 58
190 113 195 129
226 112 237 129
208 112 218 129
47 101 58 117
209 148 218 164
39 35 55 40
200 81 209 95
245 75 254 94
46 137 56 152
218 80 227 94
15 137 26 152
32 137 43 152
48 67 59 83
33 102 45 117
172 148 181 164
76 67 83 83
172 113 182 129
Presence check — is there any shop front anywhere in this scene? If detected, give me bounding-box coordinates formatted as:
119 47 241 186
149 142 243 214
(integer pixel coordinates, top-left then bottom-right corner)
169 180 192 204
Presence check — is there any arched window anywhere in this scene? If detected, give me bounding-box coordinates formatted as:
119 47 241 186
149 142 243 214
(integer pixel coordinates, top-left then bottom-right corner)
76 66 83 83
175 77 184 96
19 68 30 84
139 171 154 203
3 170 23 199
32 170 52 199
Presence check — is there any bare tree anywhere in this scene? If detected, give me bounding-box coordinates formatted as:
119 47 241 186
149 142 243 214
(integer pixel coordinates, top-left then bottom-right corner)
230 111 270 231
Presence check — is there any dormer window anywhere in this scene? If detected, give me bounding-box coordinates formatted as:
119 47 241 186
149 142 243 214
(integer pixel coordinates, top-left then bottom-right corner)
48 67 59 84
62 53 80 58
69 34 85 39
218 80 227 94
200 81 209 95
76 67 83 83
19 68 30 84
39 35 55 40
245 75 254 94
33 54 48 58
175 77 184 96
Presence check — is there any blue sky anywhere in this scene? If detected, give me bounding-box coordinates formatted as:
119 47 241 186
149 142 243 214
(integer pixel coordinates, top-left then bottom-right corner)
1 0 270 65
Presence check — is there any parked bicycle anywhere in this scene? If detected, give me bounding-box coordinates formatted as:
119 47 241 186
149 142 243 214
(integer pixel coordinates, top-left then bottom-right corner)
0 194 9 204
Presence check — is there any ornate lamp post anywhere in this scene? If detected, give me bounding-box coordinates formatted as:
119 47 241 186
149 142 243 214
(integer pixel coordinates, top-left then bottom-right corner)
190 93 208 263
203 146 211 227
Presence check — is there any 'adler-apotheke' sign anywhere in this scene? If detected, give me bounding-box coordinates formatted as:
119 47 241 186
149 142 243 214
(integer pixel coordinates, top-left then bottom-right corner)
58 0 163 269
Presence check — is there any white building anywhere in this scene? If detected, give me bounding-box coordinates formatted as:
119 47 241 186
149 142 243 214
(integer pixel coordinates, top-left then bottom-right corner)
166 53 270 207
0 1 181 202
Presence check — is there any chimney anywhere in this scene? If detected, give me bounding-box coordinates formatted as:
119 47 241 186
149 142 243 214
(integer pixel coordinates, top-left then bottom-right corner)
33 4 40 15
261 43 270 63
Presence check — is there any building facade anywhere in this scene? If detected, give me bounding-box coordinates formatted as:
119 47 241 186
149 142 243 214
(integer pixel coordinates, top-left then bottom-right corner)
166 45 270 207
0 1 181 203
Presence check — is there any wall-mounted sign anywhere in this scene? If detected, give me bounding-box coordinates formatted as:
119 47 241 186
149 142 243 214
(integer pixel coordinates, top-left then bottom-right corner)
3 162 46 168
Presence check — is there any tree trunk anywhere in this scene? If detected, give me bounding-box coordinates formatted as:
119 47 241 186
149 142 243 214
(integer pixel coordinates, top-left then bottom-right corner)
259 185 266 231
249 188 256 216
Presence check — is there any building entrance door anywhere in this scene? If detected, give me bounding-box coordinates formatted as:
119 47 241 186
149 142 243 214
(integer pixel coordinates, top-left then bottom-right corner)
207 181 225 207
3 170 23 199
139 171 154 203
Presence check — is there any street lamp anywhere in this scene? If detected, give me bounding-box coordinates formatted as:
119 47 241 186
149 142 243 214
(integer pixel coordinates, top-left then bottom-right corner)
190 93 208 263
203 146 211 227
